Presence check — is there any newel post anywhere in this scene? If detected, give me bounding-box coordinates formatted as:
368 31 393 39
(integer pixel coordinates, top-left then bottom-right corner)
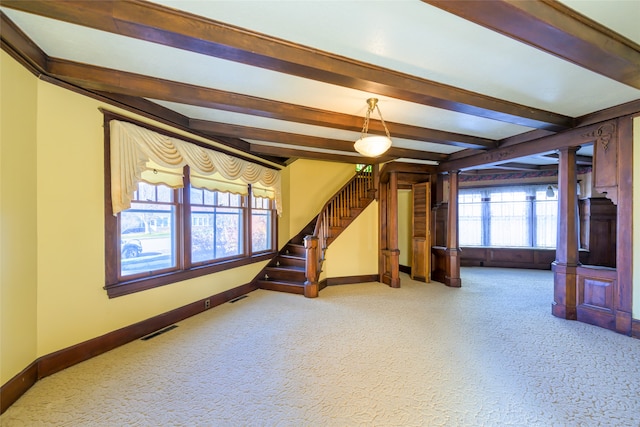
303 235 319 298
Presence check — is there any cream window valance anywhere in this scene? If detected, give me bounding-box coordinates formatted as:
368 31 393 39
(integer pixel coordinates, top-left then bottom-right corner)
110 120 282 215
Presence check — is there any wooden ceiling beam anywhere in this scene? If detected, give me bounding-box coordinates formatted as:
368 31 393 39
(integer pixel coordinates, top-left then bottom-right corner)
249 144 395 165
1 0 573 131
191 119 355 152
424 0 640 89
44 58 493 150
386 147 447 162
191 119 449 162
439 120 612 172
489 162 542 171
543 153 592 165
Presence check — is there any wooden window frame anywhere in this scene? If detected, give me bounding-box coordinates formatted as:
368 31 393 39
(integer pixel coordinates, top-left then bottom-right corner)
250 191 278 255
458 185 557 249
104 116 277 298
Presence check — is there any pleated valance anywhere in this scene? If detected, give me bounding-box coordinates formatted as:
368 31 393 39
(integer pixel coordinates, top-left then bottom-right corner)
110 120 281 215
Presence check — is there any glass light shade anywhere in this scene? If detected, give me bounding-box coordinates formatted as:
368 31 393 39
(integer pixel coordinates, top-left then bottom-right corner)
546 185 555 197
354 135 392 157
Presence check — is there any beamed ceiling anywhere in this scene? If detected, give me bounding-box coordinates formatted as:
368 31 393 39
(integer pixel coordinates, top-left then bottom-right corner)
1 0 639 172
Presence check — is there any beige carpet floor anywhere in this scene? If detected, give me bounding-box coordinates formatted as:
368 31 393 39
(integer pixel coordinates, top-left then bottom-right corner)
2 268 640 426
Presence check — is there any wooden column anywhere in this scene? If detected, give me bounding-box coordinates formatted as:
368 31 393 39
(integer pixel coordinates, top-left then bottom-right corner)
387 171 401 288
614 117 632 334
552 146 579 319
303 235 319 298
378 176 387 283
445 170 461 287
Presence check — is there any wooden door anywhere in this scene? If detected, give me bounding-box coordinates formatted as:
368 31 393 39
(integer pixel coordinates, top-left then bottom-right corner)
411 182 431 282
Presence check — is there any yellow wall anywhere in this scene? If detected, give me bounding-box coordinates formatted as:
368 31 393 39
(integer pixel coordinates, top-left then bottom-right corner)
633 116 639 320
277 165 292 248
285 159 375 280
34 82 272 357
285 159 355 239
0 53 275 380
398 189 413 267
1 52 375 383
1 51 39 384
325 202 379 277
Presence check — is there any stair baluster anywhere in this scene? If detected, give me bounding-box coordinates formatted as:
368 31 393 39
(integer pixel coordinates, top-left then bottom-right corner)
254 166 374 297
304 167 374 296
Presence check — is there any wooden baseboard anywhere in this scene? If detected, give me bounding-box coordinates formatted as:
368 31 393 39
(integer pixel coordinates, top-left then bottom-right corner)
325 274 379 286
0 361 38 414
399 265 411 275
0 282 256 415
632 319 640 339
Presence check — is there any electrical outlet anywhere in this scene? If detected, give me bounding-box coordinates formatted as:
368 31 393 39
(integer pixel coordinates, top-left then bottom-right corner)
204 299 211 309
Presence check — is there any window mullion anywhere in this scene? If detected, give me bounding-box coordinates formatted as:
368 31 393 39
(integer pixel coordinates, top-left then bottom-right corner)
246 185 252 256
482 195 491 246
529 195 536 247
182 165 192 269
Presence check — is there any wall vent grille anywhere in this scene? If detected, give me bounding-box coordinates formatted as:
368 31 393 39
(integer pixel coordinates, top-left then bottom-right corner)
141 324 178 341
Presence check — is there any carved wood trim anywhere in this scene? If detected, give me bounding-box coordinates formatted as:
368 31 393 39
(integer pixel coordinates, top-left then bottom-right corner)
583 122 616 153
588 122 618 205
440 120 616 172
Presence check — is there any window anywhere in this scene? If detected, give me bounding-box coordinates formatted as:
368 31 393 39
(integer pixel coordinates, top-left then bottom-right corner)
107 175 277 297
458 185 557 248
120 183 177 277
105 118 280 298
190 188 244 264
251 194 275 253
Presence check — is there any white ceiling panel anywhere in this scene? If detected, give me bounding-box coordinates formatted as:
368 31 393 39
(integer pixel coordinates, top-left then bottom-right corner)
151 0 640 115
2 0 638 170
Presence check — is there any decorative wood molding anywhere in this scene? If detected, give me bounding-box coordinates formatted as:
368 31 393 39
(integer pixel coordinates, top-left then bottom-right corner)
583 122 616 154
589 122 619 205
576 266 617 330
0 282 257 415
482 148 515 163
440 120 616 172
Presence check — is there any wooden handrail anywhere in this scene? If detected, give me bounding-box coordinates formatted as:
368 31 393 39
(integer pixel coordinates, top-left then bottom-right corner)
304 166 374 295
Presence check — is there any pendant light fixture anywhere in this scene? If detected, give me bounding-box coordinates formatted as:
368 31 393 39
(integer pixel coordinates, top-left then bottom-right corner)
354 98 392 157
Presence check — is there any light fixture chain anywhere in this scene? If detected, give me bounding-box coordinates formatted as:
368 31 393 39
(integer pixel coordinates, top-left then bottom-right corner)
360 108 371 139
374 104 392 139
354 97 392 157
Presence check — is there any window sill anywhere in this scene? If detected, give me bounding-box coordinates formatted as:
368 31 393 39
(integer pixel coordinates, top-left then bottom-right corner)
105 252 275 298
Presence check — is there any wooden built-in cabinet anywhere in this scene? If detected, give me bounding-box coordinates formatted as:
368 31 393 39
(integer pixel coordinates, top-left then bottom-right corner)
579 197 616 268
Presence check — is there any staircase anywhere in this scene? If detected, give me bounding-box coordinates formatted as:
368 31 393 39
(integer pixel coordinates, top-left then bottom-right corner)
255 167 375 296
256 221 314 295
